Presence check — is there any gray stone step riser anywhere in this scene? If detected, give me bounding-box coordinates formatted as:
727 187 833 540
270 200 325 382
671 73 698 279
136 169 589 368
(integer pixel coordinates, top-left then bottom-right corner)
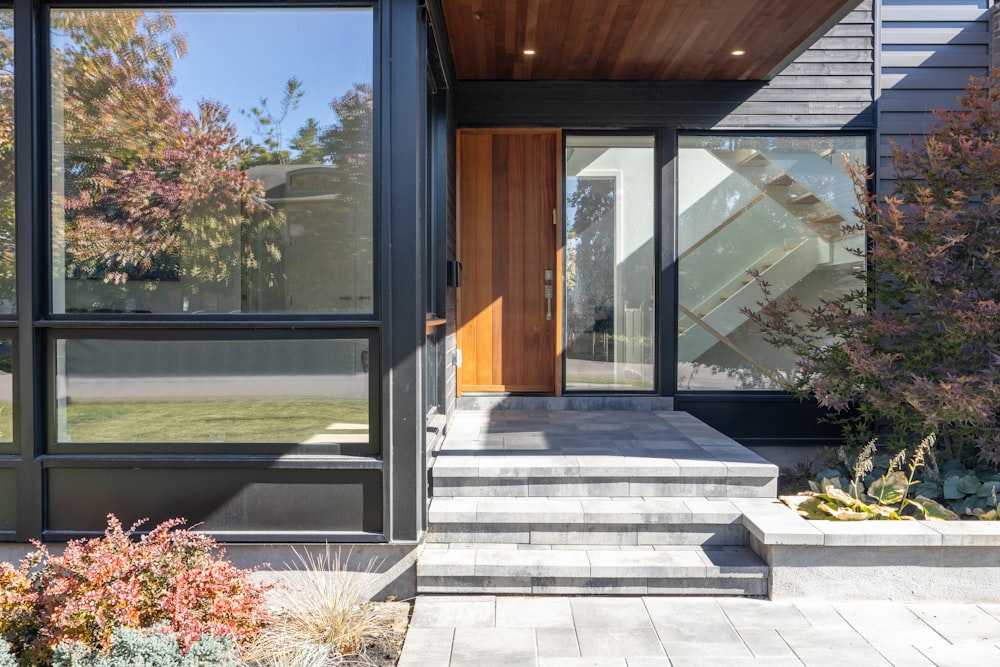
426 524 748 547
416 576 767 597
417 564 768 580
432 477 777 498
417 549 769 580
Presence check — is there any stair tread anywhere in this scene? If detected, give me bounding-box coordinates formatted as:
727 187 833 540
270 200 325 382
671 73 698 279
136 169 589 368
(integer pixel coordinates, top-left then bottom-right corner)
428 496 743 524
431 453 776 479
417 545 767 579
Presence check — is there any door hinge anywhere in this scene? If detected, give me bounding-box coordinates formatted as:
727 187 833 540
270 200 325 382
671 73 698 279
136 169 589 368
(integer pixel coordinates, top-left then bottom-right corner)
552 208 557 226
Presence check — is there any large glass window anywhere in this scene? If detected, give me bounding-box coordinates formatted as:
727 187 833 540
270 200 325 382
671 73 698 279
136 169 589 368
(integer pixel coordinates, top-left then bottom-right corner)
50 8 373 314
0 9 13 311
677 135 867 390
564 136 655 391
55 338 370 448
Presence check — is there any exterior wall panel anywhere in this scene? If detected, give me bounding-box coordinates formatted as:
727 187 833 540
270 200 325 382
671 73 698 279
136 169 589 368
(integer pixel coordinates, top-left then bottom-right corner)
993 3 1000 69
877 0 991 195
717 1 874 129
0 468 14 532
45 467 383 538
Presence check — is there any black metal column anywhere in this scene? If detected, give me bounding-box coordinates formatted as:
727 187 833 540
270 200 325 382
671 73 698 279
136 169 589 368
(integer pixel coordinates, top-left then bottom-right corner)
657 129 678 397
380 0 424 542
13 0 42 541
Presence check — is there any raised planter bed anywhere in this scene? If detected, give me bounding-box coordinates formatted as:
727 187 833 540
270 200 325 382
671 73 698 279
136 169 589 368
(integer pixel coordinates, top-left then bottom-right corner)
736 499 1000 602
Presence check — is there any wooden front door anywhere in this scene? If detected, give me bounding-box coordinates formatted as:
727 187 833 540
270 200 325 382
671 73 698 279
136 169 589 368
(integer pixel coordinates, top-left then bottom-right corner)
457 129 560 394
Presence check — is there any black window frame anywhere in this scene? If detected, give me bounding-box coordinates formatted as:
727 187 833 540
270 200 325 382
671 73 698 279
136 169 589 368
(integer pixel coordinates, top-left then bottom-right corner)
4 0 424 544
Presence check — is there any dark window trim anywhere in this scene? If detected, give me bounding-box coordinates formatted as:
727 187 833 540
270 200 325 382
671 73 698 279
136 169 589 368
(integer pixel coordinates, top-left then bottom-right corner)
39 454 383 468
14 0 44 541
36 318 382 330
44 1 374 10
658 128 677 396
44 530 387 543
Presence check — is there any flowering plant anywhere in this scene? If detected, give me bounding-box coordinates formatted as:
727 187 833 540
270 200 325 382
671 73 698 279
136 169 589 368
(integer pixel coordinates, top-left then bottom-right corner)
0 514 268 666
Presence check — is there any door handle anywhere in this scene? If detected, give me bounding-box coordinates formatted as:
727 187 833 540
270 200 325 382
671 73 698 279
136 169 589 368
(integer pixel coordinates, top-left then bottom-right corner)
544 269 554 321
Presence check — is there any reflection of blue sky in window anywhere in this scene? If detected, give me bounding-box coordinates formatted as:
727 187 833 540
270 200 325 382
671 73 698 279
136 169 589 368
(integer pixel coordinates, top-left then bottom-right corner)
170 9 373 139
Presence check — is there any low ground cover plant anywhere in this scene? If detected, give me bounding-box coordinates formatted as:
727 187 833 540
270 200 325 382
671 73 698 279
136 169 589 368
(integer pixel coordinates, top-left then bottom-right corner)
786 433 1000 520
782 433 963 520
51 627 238 667
0 514 268 666
746 70 1000 466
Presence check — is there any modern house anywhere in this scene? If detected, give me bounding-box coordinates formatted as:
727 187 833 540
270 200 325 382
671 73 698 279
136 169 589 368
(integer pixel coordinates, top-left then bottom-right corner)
0 0 995 593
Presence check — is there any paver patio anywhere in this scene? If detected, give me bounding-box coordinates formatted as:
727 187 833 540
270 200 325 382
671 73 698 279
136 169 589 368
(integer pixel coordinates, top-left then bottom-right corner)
398 595 1000 666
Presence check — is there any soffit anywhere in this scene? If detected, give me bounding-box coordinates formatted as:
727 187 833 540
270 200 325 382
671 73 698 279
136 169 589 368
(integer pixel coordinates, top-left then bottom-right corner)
440 0 861 81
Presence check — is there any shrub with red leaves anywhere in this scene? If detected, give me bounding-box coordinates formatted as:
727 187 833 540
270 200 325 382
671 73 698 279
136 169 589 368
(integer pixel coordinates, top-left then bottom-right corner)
0 514 269 666
747 70 1000 464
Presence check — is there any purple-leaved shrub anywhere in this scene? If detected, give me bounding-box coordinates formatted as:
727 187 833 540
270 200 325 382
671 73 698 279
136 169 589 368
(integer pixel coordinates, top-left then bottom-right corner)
747 70 1000 464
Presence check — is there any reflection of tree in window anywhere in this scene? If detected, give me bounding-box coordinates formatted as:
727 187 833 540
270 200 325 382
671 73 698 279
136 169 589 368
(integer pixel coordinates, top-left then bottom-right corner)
566 176 615 340
51 11 373 314
53 11 282 304
246 84 373 312
0 10 14 305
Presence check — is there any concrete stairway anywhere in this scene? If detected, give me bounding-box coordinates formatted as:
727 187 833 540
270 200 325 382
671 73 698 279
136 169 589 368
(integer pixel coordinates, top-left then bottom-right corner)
419 409 778 596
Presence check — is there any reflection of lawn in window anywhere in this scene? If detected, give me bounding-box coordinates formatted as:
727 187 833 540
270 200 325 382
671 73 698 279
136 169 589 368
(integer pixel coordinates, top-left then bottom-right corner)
565 375 653 390
63 399 368 443
0 401 11 444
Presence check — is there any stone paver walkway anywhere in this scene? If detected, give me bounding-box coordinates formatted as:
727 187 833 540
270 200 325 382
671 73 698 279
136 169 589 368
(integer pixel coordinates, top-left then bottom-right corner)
397 595 1000 666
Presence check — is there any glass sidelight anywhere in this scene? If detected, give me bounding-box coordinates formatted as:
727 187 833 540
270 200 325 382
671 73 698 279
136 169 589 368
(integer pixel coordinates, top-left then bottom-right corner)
564 136 655 391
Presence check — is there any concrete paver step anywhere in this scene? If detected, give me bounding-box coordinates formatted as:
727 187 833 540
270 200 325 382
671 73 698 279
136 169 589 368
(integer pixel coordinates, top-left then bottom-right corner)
429 496 742 524
427 496 747 546
430 459 777 498
417 544 768 596
424 410 778 597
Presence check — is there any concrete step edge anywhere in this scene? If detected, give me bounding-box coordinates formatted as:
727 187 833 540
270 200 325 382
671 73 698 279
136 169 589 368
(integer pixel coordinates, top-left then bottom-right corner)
430 485 777 499
416 546 768 580
415 577 769 596
430 468 777 481
427 498 745 525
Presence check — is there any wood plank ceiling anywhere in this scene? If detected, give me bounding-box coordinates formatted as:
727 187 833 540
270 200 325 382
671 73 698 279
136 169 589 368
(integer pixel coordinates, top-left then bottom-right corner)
440 0 861 81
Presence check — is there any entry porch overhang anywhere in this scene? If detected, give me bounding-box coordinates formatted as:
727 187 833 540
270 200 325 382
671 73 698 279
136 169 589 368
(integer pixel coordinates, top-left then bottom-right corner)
432 0 866 82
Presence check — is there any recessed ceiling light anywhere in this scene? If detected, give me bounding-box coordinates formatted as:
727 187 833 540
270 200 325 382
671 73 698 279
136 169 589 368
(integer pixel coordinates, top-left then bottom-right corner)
731 49 746 56
523 49 536 55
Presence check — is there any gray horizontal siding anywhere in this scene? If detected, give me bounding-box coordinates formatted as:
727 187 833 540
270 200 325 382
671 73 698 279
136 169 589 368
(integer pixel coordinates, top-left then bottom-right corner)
877 0 991 193
712 1 874 129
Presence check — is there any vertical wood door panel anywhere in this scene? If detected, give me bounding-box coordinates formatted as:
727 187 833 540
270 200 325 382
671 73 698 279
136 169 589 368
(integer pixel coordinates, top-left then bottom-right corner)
458 130 558 393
